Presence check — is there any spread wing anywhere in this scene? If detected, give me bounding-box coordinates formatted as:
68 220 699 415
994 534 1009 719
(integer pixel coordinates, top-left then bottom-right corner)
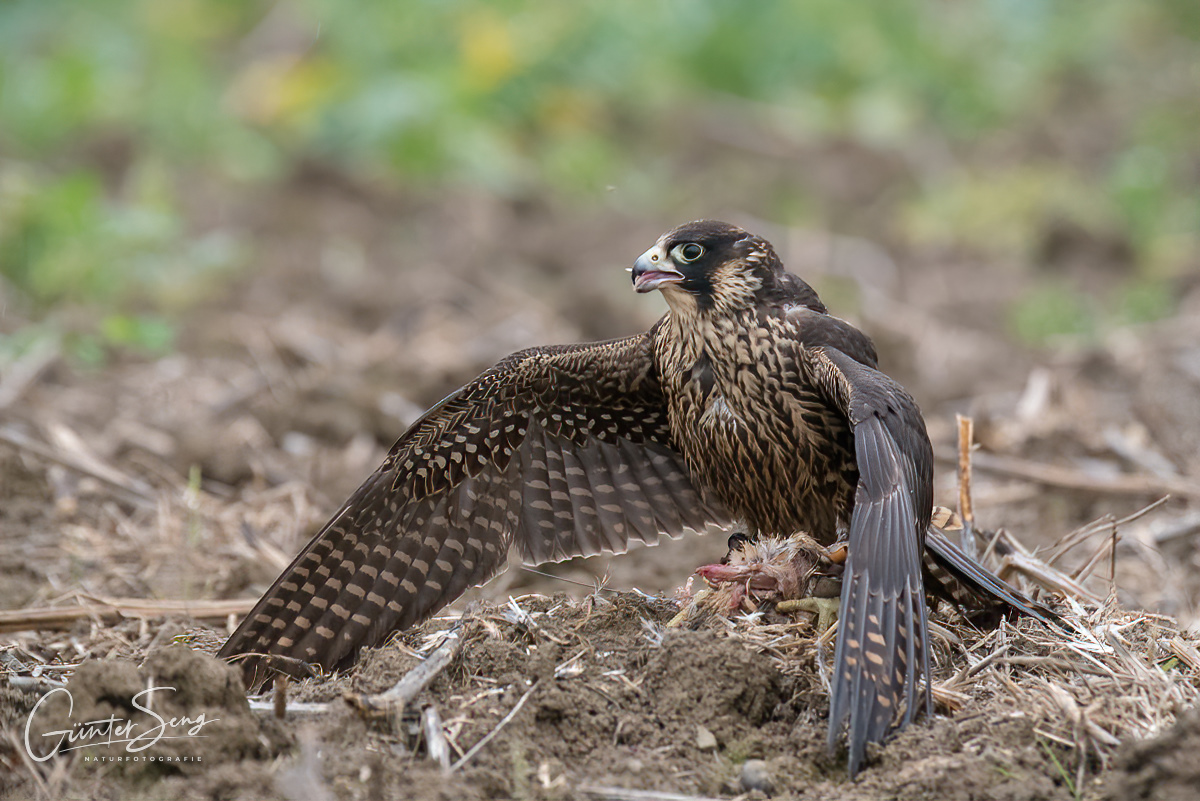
810 346 934 777
218 333 729 687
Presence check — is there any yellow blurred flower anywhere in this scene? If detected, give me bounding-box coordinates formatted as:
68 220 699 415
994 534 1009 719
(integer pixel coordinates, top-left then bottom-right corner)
226 54 342 127
458 10 518 91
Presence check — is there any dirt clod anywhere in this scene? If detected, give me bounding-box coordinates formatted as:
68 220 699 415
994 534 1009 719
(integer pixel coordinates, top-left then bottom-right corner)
21 645 291 776
4 585 1200 800
741 758 776 794
1102 708 1200 801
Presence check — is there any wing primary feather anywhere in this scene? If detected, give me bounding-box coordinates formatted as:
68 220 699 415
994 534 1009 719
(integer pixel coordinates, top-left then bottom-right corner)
923 528 1064 629
820 359 931 777
220 334 725 690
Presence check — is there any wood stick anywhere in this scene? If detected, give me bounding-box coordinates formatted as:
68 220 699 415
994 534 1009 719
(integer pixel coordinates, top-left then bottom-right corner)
422 705 451 771
996 552 1103 604
1153 511 1200 545
1070 537 1115 584
0 339 57 410
273 675 289 719
956 414 978 558
349 623 466 713
1045 497 1169 568
936 449 1200 501
0 597 255 633
0 425 157 508
247 700 329 715
1167 636 1200 672
931 682 971 713
577 786 723 801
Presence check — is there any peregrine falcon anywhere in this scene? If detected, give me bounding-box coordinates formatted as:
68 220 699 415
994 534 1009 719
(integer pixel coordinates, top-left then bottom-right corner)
219 220 1054 776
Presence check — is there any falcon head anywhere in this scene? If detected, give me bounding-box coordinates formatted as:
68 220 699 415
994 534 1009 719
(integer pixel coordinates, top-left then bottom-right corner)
631 220 785 314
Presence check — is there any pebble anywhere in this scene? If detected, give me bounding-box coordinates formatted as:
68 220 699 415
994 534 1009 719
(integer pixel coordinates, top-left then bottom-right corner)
695 725 718 751
740 759 775 794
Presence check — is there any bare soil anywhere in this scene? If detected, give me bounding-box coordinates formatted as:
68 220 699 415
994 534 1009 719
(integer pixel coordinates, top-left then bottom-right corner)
3 174 1200 799
5 589 1198 801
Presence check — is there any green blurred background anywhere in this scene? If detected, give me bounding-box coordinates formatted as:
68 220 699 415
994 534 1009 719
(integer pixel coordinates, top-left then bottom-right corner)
1 0 1198 360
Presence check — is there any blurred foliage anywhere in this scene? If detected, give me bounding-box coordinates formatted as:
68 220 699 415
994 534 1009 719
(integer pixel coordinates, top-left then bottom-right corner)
903 166 1113 261
1010 283 1096 345
1 0 1198 351
1010 277 1177 346
0 163 239 307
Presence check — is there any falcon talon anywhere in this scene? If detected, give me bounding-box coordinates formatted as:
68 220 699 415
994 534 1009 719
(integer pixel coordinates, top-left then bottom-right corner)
778 597 841 634
219 220 1060 778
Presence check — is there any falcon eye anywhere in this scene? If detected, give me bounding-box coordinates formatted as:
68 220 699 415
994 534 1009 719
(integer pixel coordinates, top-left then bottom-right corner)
676 243 704 262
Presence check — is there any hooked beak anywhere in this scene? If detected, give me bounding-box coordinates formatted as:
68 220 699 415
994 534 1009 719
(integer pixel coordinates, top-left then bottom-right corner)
631 246 684 293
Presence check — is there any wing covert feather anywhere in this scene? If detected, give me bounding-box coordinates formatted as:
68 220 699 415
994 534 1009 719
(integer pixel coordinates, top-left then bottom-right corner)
219 334 729 687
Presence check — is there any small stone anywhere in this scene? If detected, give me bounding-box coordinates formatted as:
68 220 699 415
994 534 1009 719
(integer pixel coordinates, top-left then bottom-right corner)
695 725 718 751
740 759 775 794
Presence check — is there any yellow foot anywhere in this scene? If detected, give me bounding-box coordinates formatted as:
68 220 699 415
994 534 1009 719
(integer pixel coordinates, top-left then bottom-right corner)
777 597 840 633
668 588 711 628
